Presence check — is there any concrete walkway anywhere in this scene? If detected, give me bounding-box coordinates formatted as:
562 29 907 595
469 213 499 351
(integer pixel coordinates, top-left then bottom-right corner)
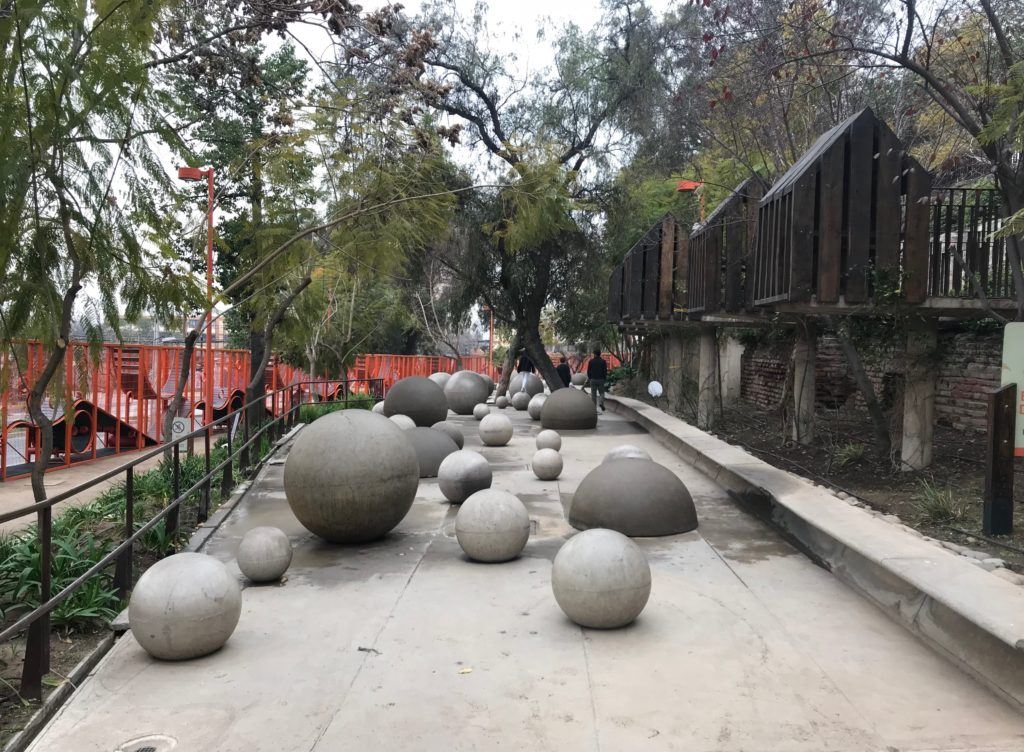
29 408 1024 751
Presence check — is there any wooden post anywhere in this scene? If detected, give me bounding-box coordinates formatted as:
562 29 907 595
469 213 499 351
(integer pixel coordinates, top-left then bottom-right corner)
984 383 1015 535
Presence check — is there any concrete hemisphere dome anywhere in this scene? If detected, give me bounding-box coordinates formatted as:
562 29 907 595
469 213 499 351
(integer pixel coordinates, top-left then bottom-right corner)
428 372 451 389
284 410 419 542
455 489 530 562
602 444 652 463
237 526 293 582
389 414 416 431
431 420 465 449
535 429 562 451
438 449 493 503
527 394 547 420
540 387 597 430
496 395 509 409
551 528 651 629
479 413 514 446
444 370 490 415
383 376 449 427
372 401 385 414
129 552 242 660
511 391 531 411
571 372 587 386
508 372 543 397
407 427 459 477
569 458 697 537
472 403 490 421
532 448 563 480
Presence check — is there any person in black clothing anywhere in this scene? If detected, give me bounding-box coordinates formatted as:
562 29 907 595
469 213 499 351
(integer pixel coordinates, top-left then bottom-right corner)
555 355 572 387
516 350 535 373
586 348 608 411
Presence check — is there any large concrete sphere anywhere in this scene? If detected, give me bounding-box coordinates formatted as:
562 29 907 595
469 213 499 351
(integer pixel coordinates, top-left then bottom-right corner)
569 459 697 537
509 372 543 397
532 448 563 480
237 526 292 582
540 387 598 430
428 371 451 389
372 401 385 414
527 394 547 420
438 449 493 503
551 529 651 629
479 413 514 446
431 420 464 449
476 373 495 394
445 370 490 415
129 553 242 660
408 427 459 477
455 490 530 562
603 444 652 463
383 376 448 427
389 413 416 431
284 410 419 542
511 391 531 411
536 429 562 451
473 403 490 421
496 395 509 409
571 372 587 387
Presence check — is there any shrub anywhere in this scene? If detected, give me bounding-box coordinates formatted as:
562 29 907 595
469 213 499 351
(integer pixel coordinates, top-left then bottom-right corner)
913 479 968 524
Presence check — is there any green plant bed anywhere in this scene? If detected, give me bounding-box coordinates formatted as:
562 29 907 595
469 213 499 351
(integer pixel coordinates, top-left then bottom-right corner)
299 395 372 424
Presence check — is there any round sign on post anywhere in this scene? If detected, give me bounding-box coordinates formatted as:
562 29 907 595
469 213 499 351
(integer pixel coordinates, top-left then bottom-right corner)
171 417 189 452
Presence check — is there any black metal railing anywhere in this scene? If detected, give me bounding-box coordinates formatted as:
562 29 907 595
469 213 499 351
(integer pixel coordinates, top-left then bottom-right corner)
0 378 382 700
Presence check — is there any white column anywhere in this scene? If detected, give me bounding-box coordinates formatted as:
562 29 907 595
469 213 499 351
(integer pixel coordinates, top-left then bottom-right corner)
719 335 744 407
792 325 816 445
697 326 719 430
900 320 937 471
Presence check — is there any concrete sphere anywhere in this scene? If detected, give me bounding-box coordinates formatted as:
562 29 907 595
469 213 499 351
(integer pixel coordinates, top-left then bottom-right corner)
479 413 514 446
551 529 651 629
496 395 509 409
476 373 495 394
445 370 490 415
372 401 385 414
407 427 459 477
569 459 697 537
527 394 547 420
438 449 493 503
509 372 543 397
237 526 292 583
431 420 464 449
129 553 242 660
473 403 490 421
603 444 652 463
455 489 530 562
511 391 531 411
571 372 587 387
536 429 562 451
383 376 448 427
428 372 451 389
284 410 419 543
389 414 416 431
532 448 563 480
540 387 597 430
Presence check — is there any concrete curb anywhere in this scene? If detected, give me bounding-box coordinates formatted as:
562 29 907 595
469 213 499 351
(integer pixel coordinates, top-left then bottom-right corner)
607 394 1024 710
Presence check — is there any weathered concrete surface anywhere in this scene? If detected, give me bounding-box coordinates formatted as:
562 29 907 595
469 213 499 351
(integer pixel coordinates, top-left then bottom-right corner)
28 410 1024 752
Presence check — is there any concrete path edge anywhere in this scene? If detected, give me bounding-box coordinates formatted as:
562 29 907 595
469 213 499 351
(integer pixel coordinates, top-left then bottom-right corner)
606 394 1024 711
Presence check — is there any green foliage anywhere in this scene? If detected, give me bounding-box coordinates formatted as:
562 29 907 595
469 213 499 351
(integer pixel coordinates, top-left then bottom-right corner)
606 364 636 387
913 479 968 524
298 396 373 424
831 443 866 470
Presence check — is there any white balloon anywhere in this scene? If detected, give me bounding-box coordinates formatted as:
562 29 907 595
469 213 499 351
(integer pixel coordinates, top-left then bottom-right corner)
647 380 664 398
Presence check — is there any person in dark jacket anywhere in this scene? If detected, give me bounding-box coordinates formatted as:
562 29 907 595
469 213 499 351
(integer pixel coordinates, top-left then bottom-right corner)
555 355 572 387
586 349 608 411
516 350 535 373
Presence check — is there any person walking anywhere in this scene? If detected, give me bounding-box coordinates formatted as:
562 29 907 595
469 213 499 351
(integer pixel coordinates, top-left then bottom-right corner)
516 350 535 374
586 348 608 411
555 355 572 387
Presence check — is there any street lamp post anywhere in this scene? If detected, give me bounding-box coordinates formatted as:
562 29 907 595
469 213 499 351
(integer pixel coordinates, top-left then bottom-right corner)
177 166 215 429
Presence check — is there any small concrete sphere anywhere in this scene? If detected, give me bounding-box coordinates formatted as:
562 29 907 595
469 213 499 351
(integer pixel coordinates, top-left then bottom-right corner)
551 529 652 629
473 403 491 421
129 553 242 660
496 395 509 409
431 420 464 449
455 489 530 562
479 413 514 446
372 401 385 414
284 410 418 543
532 448 563 480
383 376 448 427
571 372 587 387
511 391 531 411
389 414 416 431
438 449 493 503
540 387 597 430
407 427 459 477
569 459 697 537
445 370 490 415
237 526 292 583
509 372 544 398
536 429 562 451
428 371 451 389
527 394 547 420
603 444 652 463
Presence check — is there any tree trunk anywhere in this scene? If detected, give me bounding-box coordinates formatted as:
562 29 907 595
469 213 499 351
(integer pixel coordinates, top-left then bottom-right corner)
995 178 1024 321
161 329 200 446
496 332 521 397
829 319 891 459
521 322 563 392
245 275 313 408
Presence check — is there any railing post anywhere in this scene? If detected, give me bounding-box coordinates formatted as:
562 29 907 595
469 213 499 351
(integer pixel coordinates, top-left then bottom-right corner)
200 426 211 522
167 441 180 545
221 423 233 500
114 467 134 599
20 506 51 700
242 406 251 476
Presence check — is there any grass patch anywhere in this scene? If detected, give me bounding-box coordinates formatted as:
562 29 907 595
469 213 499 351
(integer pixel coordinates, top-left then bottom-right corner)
299 395 374 424
912 479 968 524
831 442 866 470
